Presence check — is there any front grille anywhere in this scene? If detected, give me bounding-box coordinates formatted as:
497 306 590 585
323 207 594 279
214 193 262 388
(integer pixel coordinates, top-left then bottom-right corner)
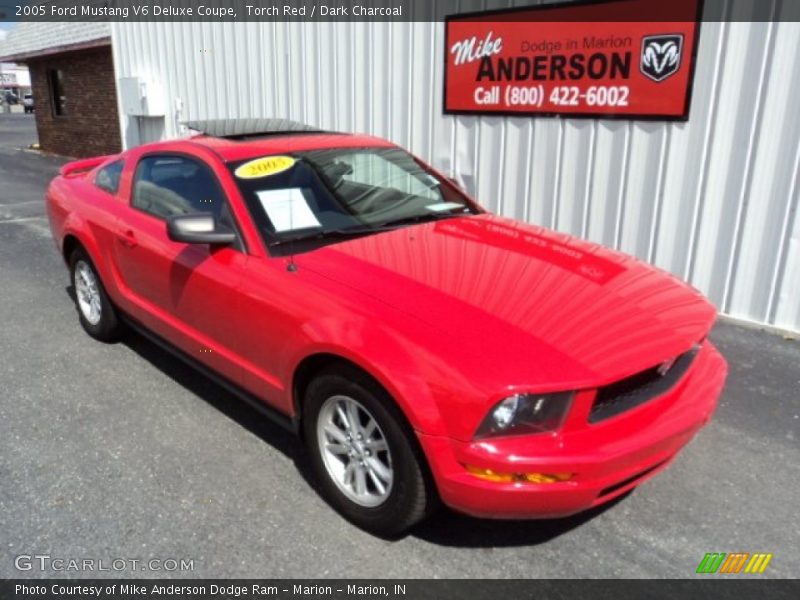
589 344 701 424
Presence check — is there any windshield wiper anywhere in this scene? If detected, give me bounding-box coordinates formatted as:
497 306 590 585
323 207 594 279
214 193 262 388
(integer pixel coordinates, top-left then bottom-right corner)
268 226 388 247
268 211 468 247
372 210 467 230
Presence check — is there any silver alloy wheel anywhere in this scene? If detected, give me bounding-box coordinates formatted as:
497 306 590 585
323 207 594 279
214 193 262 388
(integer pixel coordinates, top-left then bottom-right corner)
74 260 102 326
317 394 393 507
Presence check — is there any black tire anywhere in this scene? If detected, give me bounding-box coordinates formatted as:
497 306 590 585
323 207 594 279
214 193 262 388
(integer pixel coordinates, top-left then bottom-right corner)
69 247 122 342
303 365 437 536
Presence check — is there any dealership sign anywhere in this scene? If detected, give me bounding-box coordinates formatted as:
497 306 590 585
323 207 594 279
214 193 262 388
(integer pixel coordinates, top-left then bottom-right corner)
444 0 701 120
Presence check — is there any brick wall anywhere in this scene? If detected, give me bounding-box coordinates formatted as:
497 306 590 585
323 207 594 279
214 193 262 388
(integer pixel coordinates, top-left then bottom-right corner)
28 46 121 158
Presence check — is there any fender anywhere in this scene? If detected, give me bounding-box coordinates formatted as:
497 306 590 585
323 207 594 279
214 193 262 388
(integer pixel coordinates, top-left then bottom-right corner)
61 212 102 270
284 316 451 436
60 211 127 305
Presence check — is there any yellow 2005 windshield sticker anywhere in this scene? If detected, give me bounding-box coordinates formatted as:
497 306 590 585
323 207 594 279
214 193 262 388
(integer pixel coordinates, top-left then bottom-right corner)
234 155 296 179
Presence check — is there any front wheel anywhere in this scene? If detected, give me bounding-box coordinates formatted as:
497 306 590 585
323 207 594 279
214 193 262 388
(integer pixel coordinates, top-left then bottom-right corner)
303 366 436 536
69 248 122 342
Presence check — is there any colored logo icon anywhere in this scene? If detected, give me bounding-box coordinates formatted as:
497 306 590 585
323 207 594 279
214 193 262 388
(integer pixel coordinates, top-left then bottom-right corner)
696 552 773 574
641 34 684 82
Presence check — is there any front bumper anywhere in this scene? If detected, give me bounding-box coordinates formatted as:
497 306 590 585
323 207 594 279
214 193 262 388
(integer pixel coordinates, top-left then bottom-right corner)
418 341 728 519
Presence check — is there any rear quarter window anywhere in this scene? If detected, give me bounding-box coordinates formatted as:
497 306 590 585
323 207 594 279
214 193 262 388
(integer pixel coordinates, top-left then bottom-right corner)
95 160 124 195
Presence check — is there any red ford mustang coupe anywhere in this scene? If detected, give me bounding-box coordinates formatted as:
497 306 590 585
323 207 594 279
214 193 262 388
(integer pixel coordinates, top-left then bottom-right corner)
46 119 727 535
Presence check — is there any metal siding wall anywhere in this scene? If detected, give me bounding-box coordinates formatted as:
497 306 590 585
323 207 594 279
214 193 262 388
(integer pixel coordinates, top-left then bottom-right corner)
110 13 800 333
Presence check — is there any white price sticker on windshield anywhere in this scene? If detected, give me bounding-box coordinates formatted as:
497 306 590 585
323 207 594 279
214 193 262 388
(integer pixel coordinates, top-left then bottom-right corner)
256 188 321 232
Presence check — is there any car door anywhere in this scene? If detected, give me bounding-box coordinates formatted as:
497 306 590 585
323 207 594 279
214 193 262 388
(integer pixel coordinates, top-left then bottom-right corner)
112 151 249 385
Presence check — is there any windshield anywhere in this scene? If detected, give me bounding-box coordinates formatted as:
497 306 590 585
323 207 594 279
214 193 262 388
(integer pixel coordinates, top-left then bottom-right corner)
229 147 479 253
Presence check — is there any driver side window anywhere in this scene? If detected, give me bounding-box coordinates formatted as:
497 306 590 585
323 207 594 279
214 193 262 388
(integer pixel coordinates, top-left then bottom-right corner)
132 155 231 225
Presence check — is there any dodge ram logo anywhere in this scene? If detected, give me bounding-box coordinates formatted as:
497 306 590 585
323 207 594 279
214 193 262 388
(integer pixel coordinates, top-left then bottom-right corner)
640 35 684 82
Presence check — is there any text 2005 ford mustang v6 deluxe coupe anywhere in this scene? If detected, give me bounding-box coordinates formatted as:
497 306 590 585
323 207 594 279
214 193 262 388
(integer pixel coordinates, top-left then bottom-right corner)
46 118 727 535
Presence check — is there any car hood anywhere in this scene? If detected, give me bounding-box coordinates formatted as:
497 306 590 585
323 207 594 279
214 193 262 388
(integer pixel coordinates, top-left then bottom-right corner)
300 214 717 391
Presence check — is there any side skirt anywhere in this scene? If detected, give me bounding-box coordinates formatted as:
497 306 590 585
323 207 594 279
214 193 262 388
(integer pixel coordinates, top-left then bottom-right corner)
120 314 299 435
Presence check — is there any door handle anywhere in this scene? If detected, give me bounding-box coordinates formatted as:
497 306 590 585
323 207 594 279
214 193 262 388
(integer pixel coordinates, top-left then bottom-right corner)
118 229 138 249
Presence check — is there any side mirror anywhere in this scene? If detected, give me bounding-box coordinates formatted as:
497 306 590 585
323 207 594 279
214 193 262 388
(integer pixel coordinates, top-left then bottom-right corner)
166 213 236 245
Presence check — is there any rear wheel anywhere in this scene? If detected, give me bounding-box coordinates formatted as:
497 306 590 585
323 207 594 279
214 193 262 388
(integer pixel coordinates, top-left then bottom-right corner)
303 366 435 536
69 248 122 342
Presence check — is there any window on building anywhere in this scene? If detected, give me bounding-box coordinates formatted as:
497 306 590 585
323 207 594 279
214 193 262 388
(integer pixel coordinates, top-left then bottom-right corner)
132 155 231 224
48 69 66 116
94 160 124 194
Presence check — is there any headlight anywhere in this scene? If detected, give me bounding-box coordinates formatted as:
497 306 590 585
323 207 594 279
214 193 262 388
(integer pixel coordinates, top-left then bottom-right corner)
475 392 573 438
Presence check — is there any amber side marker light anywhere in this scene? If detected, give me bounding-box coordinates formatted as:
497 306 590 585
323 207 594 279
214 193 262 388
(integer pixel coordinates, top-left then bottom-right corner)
465 465 572 484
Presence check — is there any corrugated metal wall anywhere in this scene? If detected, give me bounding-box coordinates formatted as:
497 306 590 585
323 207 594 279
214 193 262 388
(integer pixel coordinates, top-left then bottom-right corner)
111 12 800 333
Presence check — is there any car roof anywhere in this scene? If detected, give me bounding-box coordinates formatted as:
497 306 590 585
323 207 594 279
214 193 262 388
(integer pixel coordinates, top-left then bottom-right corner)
181 118 396 162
